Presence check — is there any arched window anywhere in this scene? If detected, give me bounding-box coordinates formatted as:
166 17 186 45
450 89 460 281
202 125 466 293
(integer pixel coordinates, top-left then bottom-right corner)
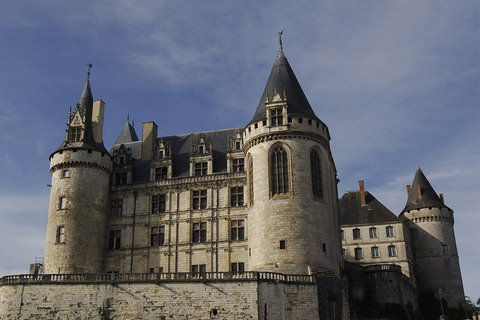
248 157 254 205
310 150 323 197
271 146 289 195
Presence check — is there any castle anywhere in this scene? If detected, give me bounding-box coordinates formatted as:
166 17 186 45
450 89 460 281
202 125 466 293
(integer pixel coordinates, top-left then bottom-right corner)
0 37 465 320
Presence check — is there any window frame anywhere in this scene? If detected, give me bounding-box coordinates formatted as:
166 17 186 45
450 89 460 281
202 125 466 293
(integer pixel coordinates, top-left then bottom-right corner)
155 166 168 180
231 219 245 241
388 245 397 257
151 226 165 247
354 247 363 260
57 226 65 244
231 262 245 274
108 230 121 250
232 158 245 172
270 108 283 126
192 190 207 210
369 227 378 239
386 226 395 237
310 149 323 198
230 187 244 207
110 199 123 218
194 162 208 176
270 145 289 196
192 222 207 243
353 228 361 240
152 194 166 214
371 246 380 258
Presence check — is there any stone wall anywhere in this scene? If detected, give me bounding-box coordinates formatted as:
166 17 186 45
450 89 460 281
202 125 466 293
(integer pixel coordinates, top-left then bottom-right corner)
0 273 319 320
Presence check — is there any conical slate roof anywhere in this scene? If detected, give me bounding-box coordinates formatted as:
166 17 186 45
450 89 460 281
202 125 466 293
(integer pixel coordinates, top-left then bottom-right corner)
248 49 319 125
53 79 109 155
402 167 446 212
114 121 139 145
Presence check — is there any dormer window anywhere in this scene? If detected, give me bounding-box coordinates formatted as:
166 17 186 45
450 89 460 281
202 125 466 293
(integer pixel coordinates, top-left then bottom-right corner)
71 127 81 142
195 162 208 176
271 108 283 126
235 141 241 150
159 150 164 159
199 145 204 154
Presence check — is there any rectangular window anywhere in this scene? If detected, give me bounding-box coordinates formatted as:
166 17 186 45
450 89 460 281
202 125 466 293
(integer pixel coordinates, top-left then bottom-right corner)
369 227 378 238
232 158 245 172
192 190 207 210
57 226 65 243
231 220 245 241
355 248 363 259
62 169 70 178
155 167 168 180
353 228 361 240
108 230 121 250
110 200 123 218
341 230 344 240
386 226 395 237
270 108 283 126
371 246 380 258
235 141 241 150
280 240 286 250
59 197 67 209
441 244 448 255
159 150 164 159
231 262 245 274
151 226 165 246
152 195 166 214
195 162 208 176
230 187 244 207
198 146 204 154
192 264 206 277
388 245 397 257
115 172 127 185
193 222 207 242
72 127 81 141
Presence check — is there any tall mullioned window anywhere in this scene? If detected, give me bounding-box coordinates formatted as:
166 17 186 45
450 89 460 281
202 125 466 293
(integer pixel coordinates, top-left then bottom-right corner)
193 222 207 242
108 230 121 250
270 108 283 126
231 220 245 240
192 190 207 210
232 158 244 172
71 127 81 141
271 146 289 195
152 195 166 214
110 200 123 218
155 167 168 180
231 187 244 207
151 226 165 246
248 158 254 205
310 150 323 197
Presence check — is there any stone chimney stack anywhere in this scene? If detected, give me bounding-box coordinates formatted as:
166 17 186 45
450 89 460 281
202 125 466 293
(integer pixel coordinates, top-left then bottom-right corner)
406 184 411 195
417 185 422 198
142 121 158 161
359 180 366 206
439 193 444 203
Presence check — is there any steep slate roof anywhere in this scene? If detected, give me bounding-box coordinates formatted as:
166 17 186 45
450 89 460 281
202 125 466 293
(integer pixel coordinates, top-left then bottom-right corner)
115 121 139 145
54 79 109 155
339 190 401 225
111 128 241 182
402 167 448 212
248 49 319 125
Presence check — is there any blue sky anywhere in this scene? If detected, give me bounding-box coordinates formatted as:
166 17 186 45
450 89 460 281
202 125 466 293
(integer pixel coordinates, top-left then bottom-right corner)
0 1 478 301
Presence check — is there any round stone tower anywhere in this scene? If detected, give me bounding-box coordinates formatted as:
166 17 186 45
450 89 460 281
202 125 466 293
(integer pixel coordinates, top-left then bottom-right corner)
44 71 112 274
400 167 465 308
244 40 342 276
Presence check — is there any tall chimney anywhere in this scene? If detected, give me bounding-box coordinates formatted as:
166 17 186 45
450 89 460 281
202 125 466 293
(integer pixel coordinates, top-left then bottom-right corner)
439 193 444 203
417 185 422 198
359 180 366 206
406 185 411 195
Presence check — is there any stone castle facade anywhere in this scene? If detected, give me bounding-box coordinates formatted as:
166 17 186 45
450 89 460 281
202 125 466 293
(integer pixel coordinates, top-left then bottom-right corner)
0 39 465 320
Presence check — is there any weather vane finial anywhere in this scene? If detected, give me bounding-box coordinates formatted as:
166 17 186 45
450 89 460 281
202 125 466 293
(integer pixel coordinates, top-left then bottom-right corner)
278 30 283 52
87 64 93 80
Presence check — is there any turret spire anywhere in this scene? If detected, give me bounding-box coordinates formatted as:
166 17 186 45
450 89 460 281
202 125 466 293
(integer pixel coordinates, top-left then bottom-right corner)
278 30 283 53
402 167 446 212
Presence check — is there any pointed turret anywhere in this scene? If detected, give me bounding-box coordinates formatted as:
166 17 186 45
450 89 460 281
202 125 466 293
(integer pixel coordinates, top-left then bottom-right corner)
248 35 319 125
403 167 447 212
53 69 108 155
114 118 139 145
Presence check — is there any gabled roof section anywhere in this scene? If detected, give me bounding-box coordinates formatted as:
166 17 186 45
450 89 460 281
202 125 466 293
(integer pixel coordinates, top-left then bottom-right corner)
402 167 447 212
114 121 139 145
339 190 401 226
248 48 319 125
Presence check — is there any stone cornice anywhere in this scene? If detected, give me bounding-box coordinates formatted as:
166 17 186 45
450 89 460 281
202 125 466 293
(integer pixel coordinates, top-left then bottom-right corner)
243 130 329 153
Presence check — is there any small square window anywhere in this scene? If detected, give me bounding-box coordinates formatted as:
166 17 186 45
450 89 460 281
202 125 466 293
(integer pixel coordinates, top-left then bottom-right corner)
298 117 303 123
255 123 258 129
62 170 70 178
308 119 312 125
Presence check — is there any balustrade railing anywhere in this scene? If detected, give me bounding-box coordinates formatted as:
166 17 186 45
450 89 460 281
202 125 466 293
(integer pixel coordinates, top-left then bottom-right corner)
1 271 315 285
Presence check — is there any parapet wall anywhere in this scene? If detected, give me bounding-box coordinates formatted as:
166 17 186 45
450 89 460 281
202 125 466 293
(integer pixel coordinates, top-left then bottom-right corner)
0 272 319 320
